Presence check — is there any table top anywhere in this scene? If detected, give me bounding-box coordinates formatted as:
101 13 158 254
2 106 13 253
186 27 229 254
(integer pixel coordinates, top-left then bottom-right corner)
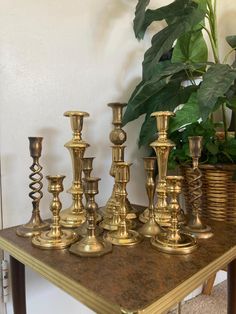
0 206 236 314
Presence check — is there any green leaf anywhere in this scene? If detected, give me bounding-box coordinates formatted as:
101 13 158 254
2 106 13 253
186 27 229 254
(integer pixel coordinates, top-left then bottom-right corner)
169 92 200 133
142 4 206 79
197 64 236 121
133 0 150 40
172 30 208 63
206 142 219 155
123 62 189 126
134 0 191 40
226 35 236 49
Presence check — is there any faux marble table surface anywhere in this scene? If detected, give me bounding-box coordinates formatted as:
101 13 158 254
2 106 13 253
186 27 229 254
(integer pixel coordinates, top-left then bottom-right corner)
0 206 236 314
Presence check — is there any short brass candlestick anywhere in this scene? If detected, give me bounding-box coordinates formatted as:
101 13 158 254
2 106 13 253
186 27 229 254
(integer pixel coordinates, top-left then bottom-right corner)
16 137 49 237
60 111 90 228
32 175 78 249
104 102 137 219
138 157 162 237
104 162 142 246
150 111 175 227
183 136 213 239
151 176 197 254
70 177 112 257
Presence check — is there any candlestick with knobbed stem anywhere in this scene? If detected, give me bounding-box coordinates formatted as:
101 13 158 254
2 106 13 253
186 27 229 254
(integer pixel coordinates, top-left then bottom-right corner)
70 177 112 257
32 175 78 249
138 157 162 237
183 136 213 239
151 176 197 254
104 162 142 246
60 111 90 228
16 137 49 237
104 102 137 220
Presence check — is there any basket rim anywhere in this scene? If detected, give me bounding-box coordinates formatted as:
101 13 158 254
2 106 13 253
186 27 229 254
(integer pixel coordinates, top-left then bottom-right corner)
181 164 236 170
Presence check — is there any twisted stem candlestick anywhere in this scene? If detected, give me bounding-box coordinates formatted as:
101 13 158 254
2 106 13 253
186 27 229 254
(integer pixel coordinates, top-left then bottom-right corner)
32 175 78 249
16 137 49 237
70 177 112 257
138 157 162 237
60 111 90 228
183 136 213 239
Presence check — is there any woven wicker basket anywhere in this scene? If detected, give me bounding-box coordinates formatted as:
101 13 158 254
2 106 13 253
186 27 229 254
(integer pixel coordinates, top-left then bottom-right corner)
182 164 236 223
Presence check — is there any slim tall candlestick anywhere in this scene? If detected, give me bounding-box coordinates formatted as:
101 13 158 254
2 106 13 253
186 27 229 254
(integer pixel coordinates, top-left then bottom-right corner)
16 137 49 237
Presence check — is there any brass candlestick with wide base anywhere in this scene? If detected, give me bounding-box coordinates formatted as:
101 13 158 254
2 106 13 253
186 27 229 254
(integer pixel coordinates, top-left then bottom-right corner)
151 176 197 254
138 157 162 237
104 162 142 246
183 136 213 239
70 177 112 257
104 102 137 219
60 111 89 228
17 137 49 237
32 175 78 249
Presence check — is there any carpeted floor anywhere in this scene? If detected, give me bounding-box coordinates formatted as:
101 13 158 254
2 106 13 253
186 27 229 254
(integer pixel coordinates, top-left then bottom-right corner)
170 280 227 314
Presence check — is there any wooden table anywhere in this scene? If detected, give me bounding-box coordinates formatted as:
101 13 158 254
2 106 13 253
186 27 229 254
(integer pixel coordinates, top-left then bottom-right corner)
0 211 236 314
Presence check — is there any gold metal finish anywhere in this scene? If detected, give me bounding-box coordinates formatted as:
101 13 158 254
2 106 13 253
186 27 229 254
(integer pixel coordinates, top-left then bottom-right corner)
151 176 197 254
60 111 90 228
16 137 49 237
104 163 143 246
104 103 137 220
138 157 162 237
70 177 112 257
32 175 78 249
150 111 175 227
183 136 213 239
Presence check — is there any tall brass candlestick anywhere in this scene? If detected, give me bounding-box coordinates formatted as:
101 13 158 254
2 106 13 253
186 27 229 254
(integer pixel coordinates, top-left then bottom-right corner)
104 103 137 219
151 176 197 254
183 136 213 239
150 112 175 227
70 177 112 257
60 111 89 228
104 162 142 246
138 157 162 237
16 137 49 237
32 175 78 249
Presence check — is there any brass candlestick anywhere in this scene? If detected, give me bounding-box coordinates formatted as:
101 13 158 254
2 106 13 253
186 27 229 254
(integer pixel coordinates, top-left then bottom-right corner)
104 103 137 219
139 157 162 237
16 137 49 237
76 157 102 237
60 111 89 228
70 177 112 257
150 111 176 227
104 162 143 246
32 175 78 249
151 176 197 254
183 136 213 239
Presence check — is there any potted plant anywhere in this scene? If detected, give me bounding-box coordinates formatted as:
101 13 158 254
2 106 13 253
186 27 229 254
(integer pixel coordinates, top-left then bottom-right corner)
122 0 236 221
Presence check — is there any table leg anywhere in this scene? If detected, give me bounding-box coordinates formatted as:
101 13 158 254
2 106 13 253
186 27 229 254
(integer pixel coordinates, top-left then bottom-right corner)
228 259 236 314
10 256 26 314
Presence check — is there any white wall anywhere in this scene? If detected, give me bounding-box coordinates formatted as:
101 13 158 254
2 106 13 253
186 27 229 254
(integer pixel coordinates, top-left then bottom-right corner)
0 1 235 313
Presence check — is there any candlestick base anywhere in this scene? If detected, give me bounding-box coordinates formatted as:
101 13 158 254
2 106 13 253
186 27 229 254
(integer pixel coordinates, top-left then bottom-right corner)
60 208 86 228
104 230 143 246
69 237 112 257
138 217 162 238
183 224 213 239
16 217 49 237
32 229 78 250
151 232 197 254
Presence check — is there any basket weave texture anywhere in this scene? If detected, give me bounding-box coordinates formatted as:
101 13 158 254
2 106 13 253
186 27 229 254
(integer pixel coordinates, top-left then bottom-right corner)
182 164 236 223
